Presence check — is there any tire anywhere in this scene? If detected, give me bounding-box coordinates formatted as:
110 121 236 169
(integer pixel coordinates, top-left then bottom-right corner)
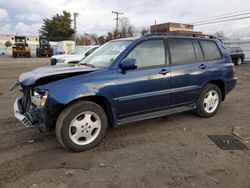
56 101 108 152
236 58 243 66
195 84 222 118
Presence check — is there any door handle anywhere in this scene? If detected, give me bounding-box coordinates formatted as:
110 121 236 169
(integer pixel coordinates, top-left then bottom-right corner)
159 69 169 75
199 64 207 69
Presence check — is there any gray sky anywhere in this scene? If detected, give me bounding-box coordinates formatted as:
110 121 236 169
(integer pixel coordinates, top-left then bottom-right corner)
0 0 250 38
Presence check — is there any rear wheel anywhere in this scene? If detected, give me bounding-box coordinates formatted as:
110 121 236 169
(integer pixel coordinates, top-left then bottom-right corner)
195 84 222 117
56 101 108 152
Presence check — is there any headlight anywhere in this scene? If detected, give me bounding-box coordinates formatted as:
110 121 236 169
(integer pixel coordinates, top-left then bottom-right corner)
59 59 66 63
31 89 48 107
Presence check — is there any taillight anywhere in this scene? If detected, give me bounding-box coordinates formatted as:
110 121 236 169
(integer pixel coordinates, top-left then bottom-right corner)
232 63 236 78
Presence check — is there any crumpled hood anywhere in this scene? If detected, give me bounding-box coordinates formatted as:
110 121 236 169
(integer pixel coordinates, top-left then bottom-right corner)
19 64 98 86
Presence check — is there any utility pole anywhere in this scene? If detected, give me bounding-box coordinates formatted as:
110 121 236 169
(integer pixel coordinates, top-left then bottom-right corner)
73 12 79 44
112 11 123 38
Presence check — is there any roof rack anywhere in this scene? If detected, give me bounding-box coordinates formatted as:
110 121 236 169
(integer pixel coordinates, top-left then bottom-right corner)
143 33 218 39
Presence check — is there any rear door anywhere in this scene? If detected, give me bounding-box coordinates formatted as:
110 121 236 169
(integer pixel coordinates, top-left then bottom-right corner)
168 38 211 106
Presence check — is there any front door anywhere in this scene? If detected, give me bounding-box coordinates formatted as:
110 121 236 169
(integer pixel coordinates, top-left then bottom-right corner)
116 39 171 119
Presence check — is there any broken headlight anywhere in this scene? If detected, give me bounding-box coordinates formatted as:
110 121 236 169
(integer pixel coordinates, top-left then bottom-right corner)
31 89 48 107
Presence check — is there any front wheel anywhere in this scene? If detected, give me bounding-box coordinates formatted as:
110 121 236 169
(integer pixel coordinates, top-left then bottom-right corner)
195 84 222 117
56 101 108 152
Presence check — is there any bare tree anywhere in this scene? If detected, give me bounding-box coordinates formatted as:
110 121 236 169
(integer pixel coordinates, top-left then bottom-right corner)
140 27 149 35
118 17 135 38
76 34 100 45
213 31 227 39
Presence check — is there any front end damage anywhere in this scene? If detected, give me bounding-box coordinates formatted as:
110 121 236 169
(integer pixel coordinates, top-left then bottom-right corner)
11 64 98 133
14 97 33 127
12 83 62 133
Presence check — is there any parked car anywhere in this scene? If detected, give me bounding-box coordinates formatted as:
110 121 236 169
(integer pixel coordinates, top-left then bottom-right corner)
56 45 99 65
12 34 236 152
227 47 245 66
50 45 99 65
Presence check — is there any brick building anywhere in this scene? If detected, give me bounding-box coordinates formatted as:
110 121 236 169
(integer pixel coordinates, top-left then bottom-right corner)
150 22 202 35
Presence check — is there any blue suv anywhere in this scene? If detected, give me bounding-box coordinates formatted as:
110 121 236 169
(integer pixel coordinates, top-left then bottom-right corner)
12 34 237 152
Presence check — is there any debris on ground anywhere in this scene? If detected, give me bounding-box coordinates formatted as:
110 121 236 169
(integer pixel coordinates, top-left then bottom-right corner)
208 135 249 150
65 170 75 177
98 163 106 167
208 176 220 183
27 140 35 143
233 126 250 140
29 181 68 188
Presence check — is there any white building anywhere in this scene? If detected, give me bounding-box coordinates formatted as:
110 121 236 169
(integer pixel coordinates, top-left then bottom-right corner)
0 34 75 56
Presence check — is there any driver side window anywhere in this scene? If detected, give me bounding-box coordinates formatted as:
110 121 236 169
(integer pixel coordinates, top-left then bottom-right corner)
127 39 166 68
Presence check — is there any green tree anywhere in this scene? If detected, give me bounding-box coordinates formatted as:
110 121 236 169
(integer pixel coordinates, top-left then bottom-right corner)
5 40 12 48
4 40 12 55
39 11 75 41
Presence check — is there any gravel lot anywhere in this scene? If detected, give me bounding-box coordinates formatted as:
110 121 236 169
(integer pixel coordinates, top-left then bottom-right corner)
0 56 249 188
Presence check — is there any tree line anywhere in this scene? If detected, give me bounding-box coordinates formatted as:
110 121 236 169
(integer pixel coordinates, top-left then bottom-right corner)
39 11 149 45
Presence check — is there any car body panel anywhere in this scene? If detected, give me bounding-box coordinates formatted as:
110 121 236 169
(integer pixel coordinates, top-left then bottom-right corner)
116 64 171 118
19 64 98 86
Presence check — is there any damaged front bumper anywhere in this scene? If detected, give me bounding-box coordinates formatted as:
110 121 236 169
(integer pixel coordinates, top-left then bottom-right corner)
13 96 63 133
14 97 34 127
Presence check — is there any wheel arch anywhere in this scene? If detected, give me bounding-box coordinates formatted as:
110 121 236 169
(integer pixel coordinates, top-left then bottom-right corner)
65 95 116 128
208 79 225 101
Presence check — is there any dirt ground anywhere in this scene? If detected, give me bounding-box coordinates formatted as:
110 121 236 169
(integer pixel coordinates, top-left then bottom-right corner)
0 56 249 188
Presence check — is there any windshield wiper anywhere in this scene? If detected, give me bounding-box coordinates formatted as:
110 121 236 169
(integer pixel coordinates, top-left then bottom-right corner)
80 63 95 68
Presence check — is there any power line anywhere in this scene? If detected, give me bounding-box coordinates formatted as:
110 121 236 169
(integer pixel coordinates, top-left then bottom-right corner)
112 11 123 37
192 12 250 24
195 16 250 26
190 9 250 23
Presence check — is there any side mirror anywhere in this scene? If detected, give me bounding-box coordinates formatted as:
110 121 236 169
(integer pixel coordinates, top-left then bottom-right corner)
119 58 137 71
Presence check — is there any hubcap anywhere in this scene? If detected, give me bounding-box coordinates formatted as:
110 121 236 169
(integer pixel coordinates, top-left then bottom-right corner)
69 111 101 145
203 90 219 113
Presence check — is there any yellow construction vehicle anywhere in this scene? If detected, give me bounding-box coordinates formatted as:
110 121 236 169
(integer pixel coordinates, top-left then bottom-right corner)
12 36 31 58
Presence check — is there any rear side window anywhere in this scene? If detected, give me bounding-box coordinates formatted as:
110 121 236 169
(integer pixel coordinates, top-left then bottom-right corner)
168 39 196 64
192 40 204 62
200 40 222 61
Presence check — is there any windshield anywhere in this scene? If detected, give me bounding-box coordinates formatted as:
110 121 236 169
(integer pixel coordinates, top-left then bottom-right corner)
16 38 25 43
79 40 133 68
